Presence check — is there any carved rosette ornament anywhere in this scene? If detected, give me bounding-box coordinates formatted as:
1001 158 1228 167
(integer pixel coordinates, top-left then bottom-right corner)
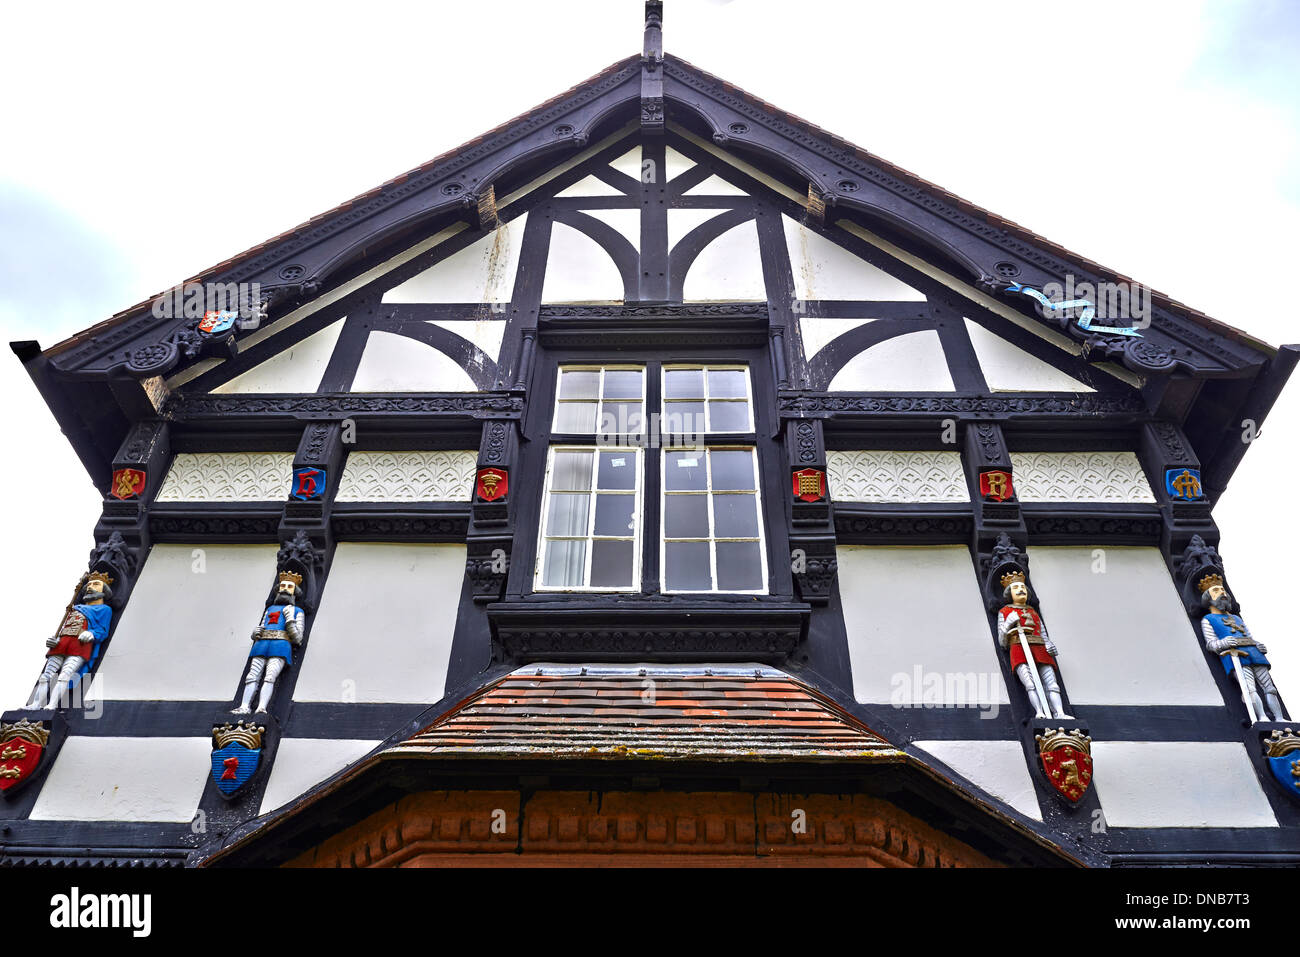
0 719 51 796
1263 730 1300 802
1035 728 1093 803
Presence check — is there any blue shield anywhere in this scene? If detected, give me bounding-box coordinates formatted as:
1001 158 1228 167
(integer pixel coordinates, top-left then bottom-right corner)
198 310 237 336
211 742 261 797
1166 468 1203 500
1268 752 1300 801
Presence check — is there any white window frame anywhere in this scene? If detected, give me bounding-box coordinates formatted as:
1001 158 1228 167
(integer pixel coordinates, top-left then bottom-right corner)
534 444 644 592
660 364 755 436
659 444 767 595
551 364 647 439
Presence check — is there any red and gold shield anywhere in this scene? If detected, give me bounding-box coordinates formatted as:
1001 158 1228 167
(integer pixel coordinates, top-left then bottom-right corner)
476 468 508 502
109 468 147 500
791 468 826 503
980 470 1014 502
1037 730 1093 803
0 721 49 795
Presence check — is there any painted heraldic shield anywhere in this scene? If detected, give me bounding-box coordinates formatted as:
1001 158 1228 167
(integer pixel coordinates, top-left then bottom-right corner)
1264 731 1300 801
211 721 265 799
1036 728 1093 803
0 719 50 795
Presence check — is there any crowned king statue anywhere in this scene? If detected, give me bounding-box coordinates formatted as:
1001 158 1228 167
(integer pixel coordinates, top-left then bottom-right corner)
1198 573 1284 723
997 570 1072 720
24 572 114 710
234 570 306 714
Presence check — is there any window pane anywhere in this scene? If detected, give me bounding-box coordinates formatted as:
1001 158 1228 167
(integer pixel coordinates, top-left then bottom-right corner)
707 369 748 399
713 493 758 538
665 451 707 490
602 369 643 399
558 370 599 399
593 494 635 536
664 494 708 538
665 541 711 591
710 449 754 490
554 401 597 433
663 401 705 436
545 492 590 537
550 450 593 490
590 541 634 587
542 540 587 587
707 400 750 433
597 451 636 489
599 401 644 437
716 541 763 591
664 369 704 399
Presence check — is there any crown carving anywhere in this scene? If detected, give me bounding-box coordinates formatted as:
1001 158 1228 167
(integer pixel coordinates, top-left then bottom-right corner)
276 570 304 588
1197 573 1225 594
1264 729 1300 759
1000 570 1026 588
85 571 114 588
1035 727 1091 754
213 721 265 751
1 719 50 747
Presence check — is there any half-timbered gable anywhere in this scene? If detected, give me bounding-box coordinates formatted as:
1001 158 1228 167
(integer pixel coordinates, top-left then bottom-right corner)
4 4 1297 867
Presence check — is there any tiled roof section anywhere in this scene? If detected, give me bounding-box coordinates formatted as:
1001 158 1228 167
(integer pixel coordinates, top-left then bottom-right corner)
384 665 902 763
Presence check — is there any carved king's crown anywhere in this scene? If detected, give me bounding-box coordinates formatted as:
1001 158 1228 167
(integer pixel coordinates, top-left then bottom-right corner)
1000 570 1026 588
213 721 265 750
85 571 114 588
1 719 51 747
276 570 304 588
1198 572 1225 594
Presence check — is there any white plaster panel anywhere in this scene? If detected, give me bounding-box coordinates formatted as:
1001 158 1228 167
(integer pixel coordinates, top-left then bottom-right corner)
827 450 968 503
798 316 877 363
664 146 695 182
155 452 293 502
336 450 477 502
1010 451 1155 503
350 331 478 392
427 318 507 363
828 329 955 391
667 207 727 251
541 221 624 303
682 218 765 302
913 740 1043 821
293 543 465 703
1090 741 1277 827
683 173 749 197
258 738 381 815
783 215 926 302
585 208 642 254
839 546 1008 706
608 146 642 180
211 318 344 394
89 544 280 701
964 319 1093 392
555 174 625 197
382 215 526 304
1027 546 1222 706
30 736 212 822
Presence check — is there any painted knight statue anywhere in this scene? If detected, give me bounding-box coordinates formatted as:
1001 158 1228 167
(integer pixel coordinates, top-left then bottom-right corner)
24 573 113 710
1199 573 1285 723
235 570 305 714
997 570 1072 720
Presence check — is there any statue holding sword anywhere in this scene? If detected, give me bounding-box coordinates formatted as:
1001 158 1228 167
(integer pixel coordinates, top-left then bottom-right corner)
997 570 1072 720
1198 573 1284 723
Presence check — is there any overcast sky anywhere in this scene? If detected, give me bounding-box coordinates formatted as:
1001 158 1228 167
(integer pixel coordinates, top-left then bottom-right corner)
1 0 1298 704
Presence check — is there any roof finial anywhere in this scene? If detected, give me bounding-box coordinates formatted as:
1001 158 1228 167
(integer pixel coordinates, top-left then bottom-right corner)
641 1 665 134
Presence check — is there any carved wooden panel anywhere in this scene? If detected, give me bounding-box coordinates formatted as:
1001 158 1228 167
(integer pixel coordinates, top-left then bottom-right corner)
335 451 477 502
826 451 968 503
154 452 293 502
1010 451 1155 503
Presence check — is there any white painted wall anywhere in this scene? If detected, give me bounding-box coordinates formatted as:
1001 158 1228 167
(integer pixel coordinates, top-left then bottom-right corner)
1026 546 1222 706
839 545 1008 706
292 543 465 703
827 329 954 391
555 174 625 198
798 316 876 364
541 221 624 303
1090 741 1276 827
258 737 381 816
211 318 344 394
30 736 212 822
783 215 926 302
350 330 478 392
89 544 280 702
964 319 1093 392
683 173 748 197
382 215 526 304
913 740 1042 821
681 218 766 301
427 318 508 364
585 208 641 254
